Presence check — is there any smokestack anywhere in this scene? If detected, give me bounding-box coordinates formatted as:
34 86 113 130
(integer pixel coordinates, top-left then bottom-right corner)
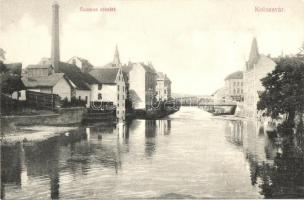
51 1 60 72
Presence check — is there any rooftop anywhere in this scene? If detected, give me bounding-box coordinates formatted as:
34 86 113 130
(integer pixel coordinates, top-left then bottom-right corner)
225 71 243 80
89 67 120 84
22 73 66 88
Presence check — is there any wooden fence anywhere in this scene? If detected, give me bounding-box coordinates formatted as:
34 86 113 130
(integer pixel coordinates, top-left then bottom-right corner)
26 91 60 110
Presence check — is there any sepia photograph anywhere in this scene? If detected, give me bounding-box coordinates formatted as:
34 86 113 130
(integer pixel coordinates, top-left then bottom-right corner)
1 0 304 199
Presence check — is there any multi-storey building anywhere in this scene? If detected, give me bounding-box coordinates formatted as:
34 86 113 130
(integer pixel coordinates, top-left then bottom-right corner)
89 47 126 120
224 71 244 102
243 38 276 118
123 62 157 110
156 72 171 101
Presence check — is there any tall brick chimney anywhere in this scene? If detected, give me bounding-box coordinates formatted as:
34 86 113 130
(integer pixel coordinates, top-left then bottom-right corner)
51 1 60 72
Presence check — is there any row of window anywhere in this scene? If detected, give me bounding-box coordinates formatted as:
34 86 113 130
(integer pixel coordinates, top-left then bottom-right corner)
117 85 125 92
117 94 125 100
233 82 243 86
233 89 243 94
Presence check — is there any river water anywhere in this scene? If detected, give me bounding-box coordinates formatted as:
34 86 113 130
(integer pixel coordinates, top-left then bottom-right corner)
2 107 304 199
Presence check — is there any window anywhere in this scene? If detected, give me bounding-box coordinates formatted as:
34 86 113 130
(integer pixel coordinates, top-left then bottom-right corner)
123 86 124 92
85 96 88 103
118 85 120 91
118 103 119 107
79 96 81 100
117 94 119 100
98 93 102 100
98 84 102 90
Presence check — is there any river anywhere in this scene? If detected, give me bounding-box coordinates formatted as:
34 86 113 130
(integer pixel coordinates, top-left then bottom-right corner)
1 107 304 199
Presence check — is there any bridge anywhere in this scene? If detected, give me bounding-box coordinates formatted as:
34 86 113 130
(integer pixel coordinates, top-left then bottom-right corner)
174 96 239 114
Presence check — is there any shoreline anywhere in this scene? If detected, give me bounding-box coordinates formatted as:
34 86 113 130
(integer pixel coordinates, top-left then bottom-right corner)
1 125 79 144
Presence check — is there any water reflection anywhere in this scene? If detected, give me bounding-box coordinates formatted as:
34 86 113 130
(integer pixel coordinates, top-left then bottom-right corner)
1 119 172 199
225 119 304 198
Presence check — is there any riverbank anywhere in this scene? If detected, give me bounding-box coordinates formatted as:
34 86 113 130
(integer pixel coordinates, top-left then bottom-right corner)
1 107 86 130
1 125 79 144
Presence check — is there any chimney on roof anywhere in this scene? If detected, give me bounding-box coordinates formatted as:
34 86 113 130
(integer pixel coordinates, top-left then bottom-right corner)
113 45 121 67
51 1 60 72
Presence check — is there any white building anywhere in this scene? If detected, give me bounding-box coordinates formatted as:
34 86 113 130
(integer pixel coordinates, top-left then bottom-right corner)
156 72 171 101
90 67 126 120
224 71 244 102
243 38 276 118
123 62 157 110
23 62 100 108
89 46 126 120
22 73 73 101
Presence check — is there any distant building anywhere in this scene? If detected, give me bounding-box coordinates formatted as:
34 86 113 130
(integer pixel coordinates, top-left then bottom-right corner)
89 47 126 120
212 87 227 103
224 71 243 102
156 72 171 101
122 62 157 110
243 38 276 118
27 64 54 77
67 56 94 73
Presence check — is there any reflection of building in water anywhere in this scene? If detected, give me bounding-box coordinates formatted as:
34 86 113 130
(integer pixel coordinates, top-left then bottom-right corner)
145 120 157 157
225 120 243 146
1 144 22 199
157 120 171 135
225 120 277 164
23 137 60 199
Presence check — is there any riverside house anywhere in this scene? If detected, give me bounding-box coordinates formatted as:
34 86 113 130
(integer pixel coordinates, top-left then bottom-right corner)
224 71 244 102
22 61 100 108
122 62 157 110
243 38 276 118
156 72 171 101
89 67 126 120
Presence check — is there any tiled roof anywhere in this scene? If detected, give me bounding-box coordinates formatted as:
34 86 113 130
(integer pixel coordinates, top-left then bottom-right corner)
89 67 120 84
22 73 66 88
58 62 99 90
225 71 243 80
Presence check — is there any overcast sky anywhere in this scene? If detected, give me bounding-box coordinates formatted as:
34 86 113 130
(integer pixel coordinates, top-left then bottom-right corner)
1 0 304 95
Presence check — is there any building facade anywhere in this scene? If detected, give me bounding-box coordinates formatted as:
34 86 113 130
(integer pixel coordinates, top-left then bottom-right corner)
123 62 157 110
22 73 73 101
224 71 244 102
243 38 276 118
90 67 126 120
156 72 171 101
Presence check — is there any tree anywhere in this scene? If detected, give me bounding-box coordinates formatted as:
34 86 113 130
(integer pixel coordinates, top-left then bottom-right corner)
257 57 304 128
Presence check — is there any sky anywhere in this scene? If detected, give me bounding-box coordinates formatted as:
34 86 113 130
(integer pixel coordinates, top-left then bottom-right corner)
1 0 304 95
